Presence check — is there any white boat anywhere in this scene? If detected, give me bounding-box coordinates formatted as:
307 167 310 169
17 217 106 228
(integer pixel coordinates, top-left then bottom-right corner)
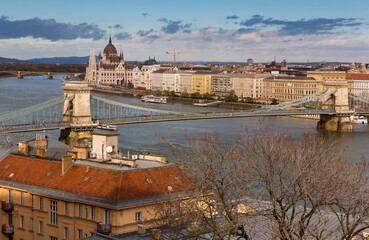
141 95 167 104
350 115 368 124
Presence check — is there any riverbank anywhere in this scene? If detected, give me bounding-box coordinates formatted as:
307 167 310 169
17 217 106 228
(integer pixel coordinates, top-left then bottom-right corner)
90 84 260 110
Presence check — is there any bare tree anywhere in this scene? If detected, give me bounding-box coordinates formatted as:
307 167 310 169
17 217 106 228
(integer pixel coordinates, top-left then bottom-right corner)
149 122 369 240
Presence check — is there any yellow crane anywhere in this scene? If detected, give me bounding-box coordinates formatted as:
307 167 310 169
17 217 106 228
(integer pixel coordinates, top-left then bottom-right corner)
166 49 203 67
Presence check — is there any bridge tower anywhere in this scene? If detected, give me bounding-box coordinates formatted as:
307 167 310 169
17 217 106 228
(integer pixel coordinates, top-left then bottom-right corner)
317 78 353 132
59 81 96 148
17 71 23 79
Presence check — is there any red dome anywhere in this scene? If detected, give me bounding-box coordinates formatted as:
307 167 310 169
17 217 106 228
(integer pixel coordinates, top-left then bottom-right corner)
103 37 117 55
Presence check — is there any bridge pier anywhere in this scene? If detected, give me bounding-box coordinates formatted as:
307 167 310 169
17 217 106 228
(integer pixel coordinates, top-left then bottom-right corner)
317 114 353 132
17 71 23 79
47 72 53 79
317 78 353 132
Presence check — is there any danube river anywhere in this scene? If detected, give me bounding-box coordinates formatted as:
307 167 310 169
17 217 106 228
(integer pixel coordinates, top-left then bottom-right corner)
1 75 369 162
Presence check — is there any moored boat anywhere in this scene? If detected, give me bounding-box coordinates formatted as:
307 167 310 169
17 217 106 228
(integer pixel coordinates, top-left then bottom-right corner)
350 115 368 124
141 95 167 104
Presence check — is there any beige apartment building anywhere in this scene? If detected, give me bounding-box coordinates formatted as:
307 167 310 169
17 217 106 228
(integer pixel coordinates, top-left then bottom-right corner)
0 134 186 240
230 73 272 99
263 76 317 102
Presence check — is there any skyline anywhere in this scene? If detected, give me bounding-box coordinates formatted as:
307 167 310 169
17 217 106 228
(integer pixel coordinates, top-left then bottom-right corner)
1 0 369 63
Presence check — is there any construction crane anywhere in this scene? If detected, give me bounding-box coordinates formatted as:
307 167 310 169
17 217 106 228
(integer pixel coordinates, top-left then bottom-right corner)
166 49 203 67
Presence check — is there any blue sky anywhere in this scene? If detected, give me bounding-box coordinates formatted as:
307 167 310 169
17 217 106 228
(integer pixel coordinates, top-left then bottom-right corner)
1 0 369 62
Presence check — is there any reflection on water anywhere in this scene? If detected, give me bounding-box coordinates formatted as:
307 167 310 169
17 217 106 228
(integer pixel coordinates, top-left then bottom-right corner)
1 76 368 162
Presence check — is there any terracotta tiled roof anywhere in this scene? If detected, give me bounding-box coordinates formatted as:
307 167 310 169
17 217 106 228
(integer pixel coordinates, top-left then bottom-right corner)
0 155 187 202
346 74 369 80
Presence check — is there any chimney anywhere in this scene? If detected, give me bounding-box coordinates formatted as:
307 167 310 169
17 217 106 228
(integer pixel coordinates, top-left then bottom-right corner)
18 142 29 155
62 156 73 174
36 148 46 158
67 151 78 159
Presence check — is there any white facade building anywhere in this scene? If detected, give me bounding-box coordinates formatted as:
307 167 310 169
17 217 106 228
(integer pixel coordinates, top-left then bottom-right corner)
85 37 125 85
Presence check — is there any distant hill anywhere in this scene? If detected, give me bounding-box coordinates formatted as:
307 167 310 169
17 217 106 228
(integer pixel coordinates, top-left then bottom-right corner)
0 56 353 66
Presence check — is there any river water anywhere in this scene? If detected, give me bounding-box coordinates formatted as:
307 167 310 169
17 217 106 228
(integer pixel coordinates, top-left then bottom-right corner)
0 75 368 162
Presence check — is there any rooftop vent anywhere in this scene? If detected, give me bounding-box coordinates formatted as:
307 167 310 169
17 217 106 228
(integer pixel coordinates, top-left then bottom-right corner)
47 171 52 176
5 164 9 169
168 186 173 191
8 173 14 178
146 178 152 183
84 176 89 181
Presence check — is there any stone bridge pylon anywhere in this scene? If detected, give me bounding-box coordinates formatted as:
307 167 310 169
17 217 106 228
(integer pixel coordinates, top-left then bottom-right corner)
59 81 97 148
317 78 354 132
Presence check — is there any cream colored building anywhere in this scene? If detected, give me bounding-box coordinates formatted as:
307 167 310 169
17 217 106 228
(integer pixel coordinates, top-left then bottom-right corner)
263 76 317 102
0 136 186 240
230 73 272 99
211 74 231 96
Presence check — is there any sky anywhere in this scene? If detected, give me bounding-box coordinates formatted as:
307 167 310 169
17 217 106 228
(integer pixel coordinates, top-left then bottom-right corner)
1 0 369 63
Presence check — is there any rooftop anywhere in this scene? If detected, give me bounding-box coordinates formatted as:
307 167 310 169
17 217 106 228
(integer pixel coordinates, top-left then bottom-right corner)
0 154 187 204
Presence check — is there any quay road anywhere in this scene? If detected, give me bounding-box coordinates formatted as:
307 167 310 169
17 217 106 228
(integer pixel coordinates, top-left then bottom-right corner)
0 109 335 133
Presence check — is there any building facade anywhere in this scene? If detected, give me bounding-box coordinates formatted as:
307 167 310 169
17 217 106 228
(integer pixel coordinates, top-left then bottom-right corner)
211 74 231 96
85 37 125 86
230 73 272 99
192 71 218 94
263 76 317 101
0 135 186 240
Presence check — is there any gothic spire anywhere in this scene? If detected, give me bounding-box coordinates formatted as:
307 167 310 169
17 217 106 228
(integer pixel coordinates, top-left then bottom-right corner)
109 35 112 44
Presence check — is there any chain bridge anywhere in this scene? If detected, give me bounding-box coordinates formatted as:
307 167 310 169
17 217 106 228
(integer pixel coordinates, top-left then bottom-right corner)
1 80 369 136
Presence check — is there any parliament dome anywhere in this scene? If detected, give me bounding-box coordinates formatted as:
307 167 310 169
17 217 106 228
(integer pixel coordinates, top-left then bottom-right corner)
103 36 117 55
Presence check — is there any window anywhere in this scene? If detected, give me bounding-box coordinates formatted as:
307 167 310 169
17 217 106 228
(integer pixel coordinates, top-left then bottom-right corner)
39 197 43 210
30 218 34 231
78 204 82 217
91 206 95 220
20 192 24 205
50 200 57 225
39 221 43 234
135 212 142 222
104 209 110 225
64 202 68 215
50 237 57 240
64 227 68 240
20 215 24 228
78 229 82 239
31 195 34 208
85 208 88 218
8 190 13 203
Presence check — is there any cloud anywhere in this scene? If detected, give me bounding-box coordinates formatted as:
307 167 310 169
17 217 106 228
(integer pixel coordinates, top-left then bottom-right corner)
113 24 123 29
240 15 364 35
226 15 239 20
158 18 192 34
142 13 148 17
114 32 131 40
233 28 257 35
136 29 155 37
0 16 106 41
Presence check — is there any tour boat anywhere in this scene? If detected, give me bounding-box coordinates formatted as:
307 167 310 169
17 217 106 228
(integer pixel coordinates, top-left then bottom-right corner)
350 115 368 124
141 95 167 104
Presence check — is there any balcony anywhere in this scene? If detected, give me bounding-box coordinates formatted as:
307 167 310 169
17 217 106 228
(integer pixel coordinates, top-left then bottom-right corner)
97 223 111 235
1 202 14 212
2 224 14 236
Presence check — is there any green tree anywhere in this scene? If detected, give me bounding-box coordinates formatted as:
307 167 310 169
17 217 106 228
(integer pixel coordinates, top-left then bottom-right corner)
127 81 134 89
226 90 238 102
191 92 201 99
180 91 190 98
154 89 162 95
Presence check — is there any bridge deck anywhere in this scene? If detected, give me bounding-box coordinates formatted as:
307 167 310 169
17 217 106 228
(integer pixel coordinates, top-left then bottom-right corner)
0 110 336 133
